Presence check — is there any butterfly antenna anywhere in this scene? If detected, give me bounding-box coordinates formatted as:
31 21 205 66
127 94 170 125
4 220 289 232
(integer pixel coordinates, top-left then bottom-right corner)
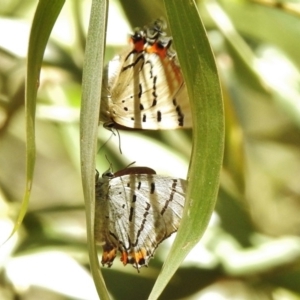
104 154 114 172
97 131 114 154
125 161 136 169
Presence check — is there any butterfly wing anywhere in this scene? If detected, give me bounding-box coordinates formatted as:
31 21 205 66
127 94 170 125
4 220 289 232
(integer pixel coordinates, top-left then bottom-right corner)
100 48 192 130
95 173 186 270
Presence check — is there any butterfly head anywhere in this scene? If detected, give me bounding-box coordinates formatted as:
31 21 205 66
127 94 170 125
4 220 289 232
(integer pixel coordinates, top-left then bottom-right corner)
144 18 167 44
130 29 146 53
95 167 115 187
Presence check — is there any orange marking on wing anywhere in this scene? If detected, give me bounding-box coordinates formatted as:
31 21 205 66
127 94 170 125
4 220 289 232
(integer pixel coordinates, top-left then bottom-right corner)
101 247 117 266
132 248 147 265
134 248 147 263
120 248 148 266
120 251 128 265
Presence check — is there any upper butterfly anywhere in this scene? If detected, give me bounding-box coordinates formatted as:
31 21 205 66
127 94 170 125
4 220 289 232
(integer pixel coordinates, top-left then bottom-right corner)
100 19 192 130
94 166 186 271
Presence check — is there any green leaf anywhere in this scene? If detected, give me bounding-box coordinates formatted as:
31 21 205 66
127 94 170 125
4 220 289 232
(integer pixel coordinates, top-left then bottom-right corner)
3 0 65 244
80 0 109 299
149 1 224 299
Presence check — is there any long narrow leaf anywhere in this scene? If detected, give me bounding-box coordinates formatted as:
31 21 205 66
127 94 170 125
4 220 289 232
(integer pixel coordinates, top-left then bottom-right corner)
149 1 224 298
3 0 65 243
80 0 109 299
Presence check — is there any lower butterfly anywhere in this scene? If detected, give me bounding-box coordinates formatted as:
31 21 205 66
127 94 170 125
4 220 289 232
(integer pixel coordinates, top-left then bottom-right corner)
100 19 192 130
94 166 187 271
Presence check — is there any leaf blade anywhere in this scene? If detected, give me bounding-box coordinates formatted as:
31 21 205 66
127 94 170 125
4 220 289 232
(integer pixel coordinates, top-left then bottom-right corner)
149 1 224 298
3 0 65 244
80 0 110 299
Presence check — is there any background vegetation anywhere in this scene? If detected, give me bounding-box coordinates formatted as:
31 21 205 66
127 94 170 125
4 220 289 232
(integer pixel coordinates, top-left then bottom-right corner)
0 0 300 299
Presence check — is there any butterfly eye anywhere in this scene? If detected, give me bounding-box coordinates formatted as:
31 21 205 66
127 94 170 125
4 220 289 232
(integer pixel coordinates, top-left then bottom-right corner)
103 122 115 130
102 170 114 179
131 30 145 42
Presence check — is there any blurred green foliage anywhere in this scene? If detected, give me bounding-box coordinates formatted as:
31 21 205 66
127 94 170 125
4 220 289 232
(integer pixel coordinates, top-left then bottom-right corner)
0 0 300 299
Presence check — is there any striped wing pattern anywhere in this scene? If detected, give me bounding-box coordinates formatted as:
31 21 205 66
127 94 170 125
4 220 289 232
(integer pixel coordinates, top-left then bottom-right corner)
100 20 192 130
95 167 186 271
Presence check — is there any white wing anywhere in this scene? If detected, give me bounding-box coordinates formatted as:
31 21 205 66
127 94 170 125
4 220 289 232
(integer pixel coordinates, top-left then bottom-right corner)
95 173 186 270
100 47 192 130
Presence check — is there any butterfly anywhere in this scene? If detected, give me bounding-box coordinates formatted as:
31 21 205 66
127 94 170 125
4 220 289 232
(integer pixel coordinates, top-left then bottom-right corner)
94 166 187 271
100 19 192 130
